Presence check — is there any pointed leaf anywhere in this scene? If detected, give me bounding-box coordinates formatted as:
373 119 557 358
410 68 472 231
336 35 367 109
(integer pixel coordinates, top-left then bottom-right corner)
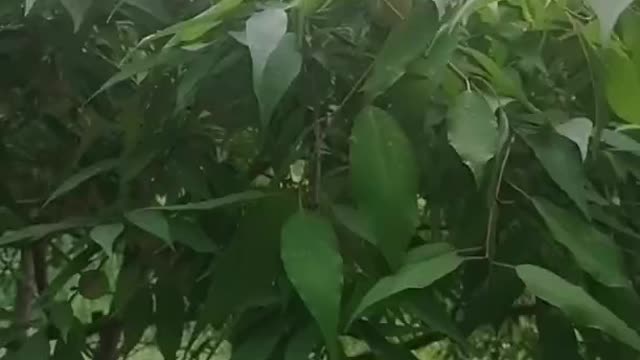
351 106 418 267
125 210 171 244
169 218 216 253
0 218 94 246
156 274 184 360
13 331 50 360
602 129 640 155
144 190 267 211
555 118 593 161
246 8 287 90
531 198 629 287
516 264 640 351
584 0 634 41
522 130 590 217
49 302 74 342
363 0 439 98
282 212 343 360
89 223 124 257
44 159 117 206
60 0 95 32
447 91 500 182
257 33 302 124
350 252 463 323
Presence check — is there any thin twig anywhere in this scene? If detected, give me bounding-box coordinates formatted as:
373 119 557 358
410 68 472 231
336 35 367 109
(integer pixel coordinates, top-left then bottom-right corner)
485 135 514 260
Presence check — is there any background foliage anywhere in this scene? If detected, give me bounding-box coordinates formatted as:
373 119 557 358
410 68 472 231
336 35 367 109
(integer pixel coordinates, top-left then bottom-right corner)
2 0 640 359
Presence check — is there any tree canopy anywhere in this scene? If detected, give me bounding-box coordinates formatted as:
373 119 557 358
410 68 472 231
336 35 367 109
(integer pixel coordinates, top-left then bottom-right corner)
2 0 640 359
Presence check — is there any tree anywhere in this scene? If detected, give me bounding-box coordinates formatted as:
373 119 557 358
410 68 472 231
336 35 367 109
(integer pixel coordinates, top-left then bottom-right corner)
2 0 640 359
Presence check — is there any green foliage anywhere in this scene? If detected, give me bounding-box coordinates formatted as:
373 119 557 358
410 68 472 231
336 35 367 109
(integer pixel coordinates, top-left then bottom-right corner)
3 0 640 359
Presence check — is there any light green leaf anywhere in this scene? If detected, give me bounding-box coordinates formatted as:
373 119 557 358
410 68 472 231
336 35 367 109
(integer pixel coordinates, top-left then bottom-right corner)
25 0 37 16
584 0 634 42
60 0 95 32
144 191 267 211
281 212 343 360
555 118 593 161
603 48 640 124
350 252 463 324
522 129 590 217
44 159 118 207
78 270 110 300
139 0 244 45
89 223 124 257
351 107 418 267
257 33 302 124
461 46 528 102
155 273 184 360
125 210 171 244
602 129 640 155
447 91 500 182
363 0 439 98
516 264 640 351
169 218 216 253
531 198 629 287
247 8 287 89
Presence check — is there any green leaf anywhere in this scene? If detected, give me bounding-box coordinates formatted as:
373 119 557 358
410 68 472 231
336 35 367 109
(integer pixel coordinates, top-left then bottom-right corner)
281 212 343 360
284 324 320 360
198 197 296 329
231 320 286 360
124 0 172 22
78 270 110 300
144 190 267 211
363 0 439 98
60 0 95 32
0 218 94 246
351 106 418 267
89 223 124 257
125 210 171 244
447 91 500 182
332 205 376 245
404 291 468 347
537 308 582 360
350 252 463 324
531 197 629 287
49 302 74 342
405 242 456 264
584 0 634 42
246 8 287 88
257 33 302 124
25 0 37 16
13 331 50 360
139 0 244 45
603 48 640 124
169 217 216 253
602 129 640 155
516 264 640 351
555 118 593 161
461 46 528 102
522 129 590 217
122 286 153 355
156 274 184 360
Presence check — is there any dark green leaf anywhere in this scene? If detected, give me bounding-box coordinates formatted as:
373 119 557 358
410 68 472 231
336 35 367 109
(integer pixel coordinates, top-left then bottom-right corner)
49 302 74 341
0 218 94 246
602 129 640 155
350 252 463 323
25 0 37 15
125 210 172 244
363 0 439 98
405 242 455 264
122 286 153 355
358 323 419 360
281 212 343 360
537 308 582 360
447 91 500 182
12 331 50 360
332 205 376 245
351 106 418 267
169 217 216 253
231 320 286 360
144 191 267 211
516 264 640 351
404 291 467 347
89 223 124 257
156 274 184 360
60 0 95 32
532 197 629 287
522 129 590 217
284 324 320 360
